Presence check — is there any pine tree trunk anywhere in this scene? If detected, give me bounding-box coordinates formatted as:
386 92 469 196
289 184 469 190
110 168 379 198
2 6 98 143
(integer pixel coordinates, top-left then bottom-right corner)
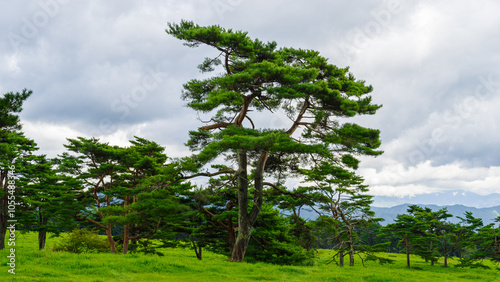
122 195 131 254
0 181 8 250
231 150 250 262
495 228 499 257
105 224 116 253
191 238 202 260
38 230 46 250
348 225 355 266
228 219 236 252
231 224 251 261
428 241 432 264
349 250 355 266
443 238 448 267
230 150 267 262
122 224 129 254
405 235 410 268
38 211 48 250
0 229 5 250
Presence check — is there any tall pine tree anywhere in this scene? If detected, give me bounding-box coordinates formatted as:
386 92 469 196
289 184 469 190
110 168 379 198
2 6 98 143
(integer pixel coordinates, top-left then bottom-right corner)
167 21 382 261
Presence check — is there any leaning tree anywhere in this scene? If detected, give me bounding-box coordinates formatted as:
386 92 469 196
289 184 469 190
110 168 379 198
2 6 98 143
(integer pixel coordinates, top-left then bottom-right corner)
167 21 382 261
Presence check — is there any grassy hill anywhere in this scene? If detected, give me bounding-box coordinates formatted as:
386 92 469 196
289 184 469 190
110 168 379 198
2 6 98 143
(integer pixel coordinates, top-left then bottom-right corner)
1 232 499 281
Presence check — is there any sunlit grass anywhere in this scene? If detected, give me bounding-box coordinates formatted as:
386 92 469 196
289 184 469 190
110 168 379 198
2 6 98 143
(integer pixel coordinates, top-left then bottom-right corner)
1 232 499 281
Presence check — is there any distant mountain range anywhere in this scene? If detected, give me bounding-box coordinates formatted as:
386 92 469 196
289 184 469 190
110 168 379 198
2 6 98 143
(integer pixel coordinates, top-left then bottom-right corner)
371 190 500 209
289 191 500 226
371 204 500 226
294 203 500 226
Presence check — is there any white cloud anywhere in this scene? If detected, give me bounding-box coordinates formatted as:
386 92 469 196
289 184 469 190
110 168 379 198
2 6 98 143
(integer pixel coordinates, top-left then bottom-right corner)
361 161 500 197
22 121 83 158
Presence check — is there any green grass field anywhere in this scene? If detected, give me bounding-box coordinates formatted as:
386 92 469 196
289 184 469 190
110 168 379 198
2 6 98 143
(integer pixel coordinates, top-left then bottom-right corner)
1 232 499 281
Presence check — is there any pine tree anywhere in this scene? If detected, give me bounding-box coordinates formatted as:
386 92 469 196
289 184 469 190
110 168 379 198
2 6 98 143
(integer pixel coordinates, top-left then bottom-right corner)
382 206 431 268
63 136 189 253
167 20 382 261
0 89 37 250
16 155 84 250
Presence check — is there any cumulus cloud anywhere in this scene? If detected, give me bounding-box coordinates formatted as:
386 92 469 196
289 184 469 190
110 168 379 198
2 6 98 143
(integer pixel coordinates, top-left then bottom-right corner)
1 0 499 206
362 161 500 197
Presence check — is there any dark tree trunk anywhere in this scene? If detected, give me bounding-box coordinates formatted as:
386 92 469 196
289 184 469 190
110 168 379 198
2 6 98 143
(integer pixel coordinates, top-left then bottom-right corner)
231 150 250 262
38 213 48 250
228 219 236 252
122 224 130 254
348 225 355 266
495 229 499 257
231 224 252 262
339 250 344 267
0 229 5 250
0 171 8 251
38 230 46 250
405 235 410 268
230 150 267 262
105 224 116 253
122 195 131 254
443 239 448 267
191 238 202 260
38 213 47 250
429 241 433 265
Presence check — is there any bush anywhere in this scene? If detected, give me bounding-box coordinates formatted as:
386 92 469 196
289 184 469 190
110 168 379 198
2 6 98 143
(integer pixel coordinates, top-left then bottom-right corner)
245 205 316 265
53 229 110 253
246 239 316 266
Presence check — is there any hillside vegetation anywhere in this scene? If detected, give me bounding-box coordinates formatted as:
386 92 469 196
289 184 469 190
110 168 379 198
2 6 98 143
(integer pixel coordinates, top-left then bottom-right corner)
1 232 498 281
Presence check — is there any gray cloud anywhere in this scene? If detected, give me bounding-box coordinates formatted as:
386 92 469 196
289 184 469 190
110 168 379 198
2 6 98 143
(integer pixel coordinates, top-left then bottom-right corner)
1 0 499 204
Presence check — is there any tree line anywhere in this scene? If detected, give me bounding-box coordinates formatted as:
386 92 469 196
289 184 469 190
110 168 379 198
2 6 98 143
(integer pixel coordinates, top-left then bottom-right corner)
0 21 498 269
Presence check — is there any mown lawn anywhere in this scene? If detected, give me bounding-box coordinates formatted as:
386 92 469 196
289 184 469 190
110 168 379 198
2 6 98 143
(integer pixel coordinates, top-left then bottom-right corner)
1 232 499 281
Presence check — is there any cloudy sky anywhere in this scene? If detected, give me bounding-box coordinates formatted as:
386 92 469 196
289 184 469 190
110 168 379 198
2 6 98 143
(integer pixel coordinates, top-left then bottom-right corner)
1 0 500 207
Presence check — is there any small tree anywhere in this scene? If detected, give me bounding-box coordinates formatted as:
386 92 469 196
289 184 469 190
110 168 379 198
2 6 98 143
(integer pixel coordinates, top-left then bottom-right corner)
472 216 500 265
16 154 84 250
436 211 483 267
382 206 431 268
407 205 452 265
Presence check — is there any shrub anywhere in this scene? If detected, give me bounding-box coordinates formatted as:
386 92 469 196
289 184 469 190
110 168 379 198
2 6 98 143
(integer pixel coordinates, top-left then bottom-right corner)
53 229 110 253
245 205 316 265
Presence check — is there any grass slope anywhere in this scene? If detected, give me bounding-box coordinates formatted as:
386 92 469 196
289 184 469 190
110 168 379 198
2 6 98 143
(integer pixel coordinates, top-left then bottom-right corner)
1 232 499 281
